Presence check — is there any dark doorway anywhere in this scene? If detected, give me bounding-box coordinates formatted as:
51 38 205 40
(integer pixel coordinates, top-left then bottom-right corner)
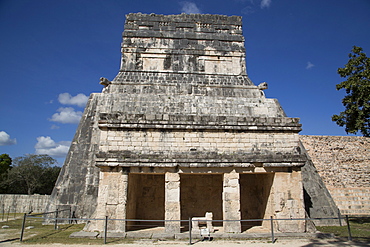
240 173 274 232
180 174 223 230
126 173 165 231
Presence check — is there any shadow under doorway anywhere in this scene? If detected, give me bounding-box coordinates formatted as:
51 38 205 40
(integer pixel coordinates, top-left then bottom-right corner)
180 174 223 232
126 173 165 231
240 173 274 232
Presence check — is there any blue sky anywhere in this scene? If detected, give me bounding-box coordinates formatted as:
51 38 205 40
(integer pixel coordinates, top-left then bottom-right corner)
1 0 369 164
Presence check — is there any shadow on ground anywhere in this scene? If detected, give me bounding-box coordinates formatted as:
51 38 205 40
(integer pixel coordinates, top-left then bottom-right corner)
302 237 370 247
0 238 19 244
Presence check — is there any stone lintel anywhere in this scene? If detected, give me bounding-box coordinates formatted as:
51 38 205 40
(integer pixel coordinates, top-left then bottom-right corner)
95 152 306 164
93 166 300 174
95 162 305 169
263 162 305 167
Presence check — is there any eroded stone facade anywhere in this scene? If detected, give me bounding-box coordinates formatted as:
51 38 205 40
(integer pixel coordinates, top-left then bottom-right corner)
83 13 308 234
48 13 343 234
300 135 370 216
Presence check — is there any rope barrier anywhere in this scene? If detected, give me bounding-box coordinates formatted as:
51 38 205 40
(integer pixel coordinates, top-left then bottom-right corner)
19 214 357 244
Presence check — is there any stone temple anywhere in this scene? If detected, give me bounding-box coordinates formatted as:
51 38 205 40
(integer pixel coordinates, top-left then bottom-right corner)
47 13 339 234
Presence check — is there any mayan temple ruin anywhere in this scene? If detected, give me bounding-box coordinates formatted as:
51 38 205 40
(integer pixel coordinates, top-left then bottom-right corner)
47 13 342 234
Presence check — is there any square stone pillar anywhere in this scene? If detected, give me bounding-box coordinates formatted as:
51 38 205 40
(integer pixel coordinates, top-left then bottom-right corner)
223 170 241 233
86 167 128 232
272 170 306 232
165 172 181 233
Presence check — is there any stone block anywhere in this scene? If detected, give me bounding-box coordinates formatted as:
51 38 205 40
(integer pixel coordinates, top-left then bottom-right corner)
165 189 180 202
165 202 180 219
165 172 180 182
70 231 99 238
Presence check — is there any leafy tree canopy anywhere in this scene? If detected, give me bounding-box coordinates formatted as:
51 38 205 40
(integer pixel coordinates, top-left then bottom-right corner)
332 46 370 137
0 153 12 175
3 154 61 195
0 153 12 193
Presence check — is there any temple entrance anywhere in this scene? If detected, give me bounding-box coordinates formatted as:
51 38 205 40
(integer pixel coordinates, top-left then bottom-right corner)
240 173 274 231
180 174 223 230
126 174 165 231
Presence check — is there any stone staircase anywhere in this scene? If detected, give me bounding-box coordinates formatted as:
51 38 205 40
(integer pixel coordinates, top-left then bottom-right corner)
328 187 370 216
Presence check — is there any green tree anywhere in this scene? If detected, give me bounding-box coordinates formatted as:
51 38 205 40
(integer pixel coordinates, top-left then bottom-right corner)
37 166 61 195
0 154 12 193
6 154 60 195
332 46 370 136
0 153 12 175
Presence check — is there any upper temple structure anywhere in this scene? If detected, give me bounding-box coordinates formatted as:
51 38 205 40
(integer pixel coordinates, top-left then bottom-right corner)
47 13 340 235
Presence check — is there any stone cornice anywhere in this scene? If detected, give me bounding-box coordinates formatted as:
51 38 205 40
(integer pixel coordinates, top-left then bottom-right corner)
98 113 302 132
95 151 306 166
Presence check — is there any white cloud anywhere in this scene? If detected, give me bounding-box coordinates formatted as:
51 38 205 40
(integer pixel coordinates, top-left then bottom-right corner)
242 6 255 15
50 124 60 130
58 93 88 107
0 131 17 146
49 107 83 124
180 1 201 14
260 0 271 8
306 61 315 69
35 136 71 158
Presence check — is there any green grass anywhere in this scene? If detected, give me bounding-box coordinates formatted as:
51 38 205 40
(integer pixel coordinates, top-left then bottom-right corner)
0 217 135 245
316 217 370 242
2 216 370 245
0 212 25 221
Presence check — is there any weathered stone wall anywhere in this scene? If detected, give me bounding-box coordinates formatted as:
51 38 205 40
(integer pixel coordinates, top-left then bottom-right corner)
300 135 370 216
121 13 246 75
98 129 301 161
49 13 332 234
46 93 102 219
300 142 340 226
0 194 50 214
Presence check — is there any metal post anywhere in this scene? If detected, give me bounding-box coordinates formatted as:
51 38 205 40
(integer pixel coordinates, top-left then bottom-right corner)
20 213 27 242
69 207 72 224
189 217 192 245
54 208 59 230
104 216 108 244
338 209 342 226
345 215 352 241
6 206 10 222
270 216 275 244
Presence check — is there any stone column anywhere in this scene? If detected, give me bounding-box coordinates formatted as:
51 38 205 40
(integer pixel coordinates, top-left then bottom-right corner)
85 167 128 233
165 172 181 233
272 170 305 232
115 171 128 232
223 170 241 233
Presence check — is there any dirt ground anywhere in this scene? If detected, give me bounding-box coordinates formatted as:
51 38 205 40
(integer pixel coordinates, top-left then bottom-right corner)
1 218 369 246
1 238 369 247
